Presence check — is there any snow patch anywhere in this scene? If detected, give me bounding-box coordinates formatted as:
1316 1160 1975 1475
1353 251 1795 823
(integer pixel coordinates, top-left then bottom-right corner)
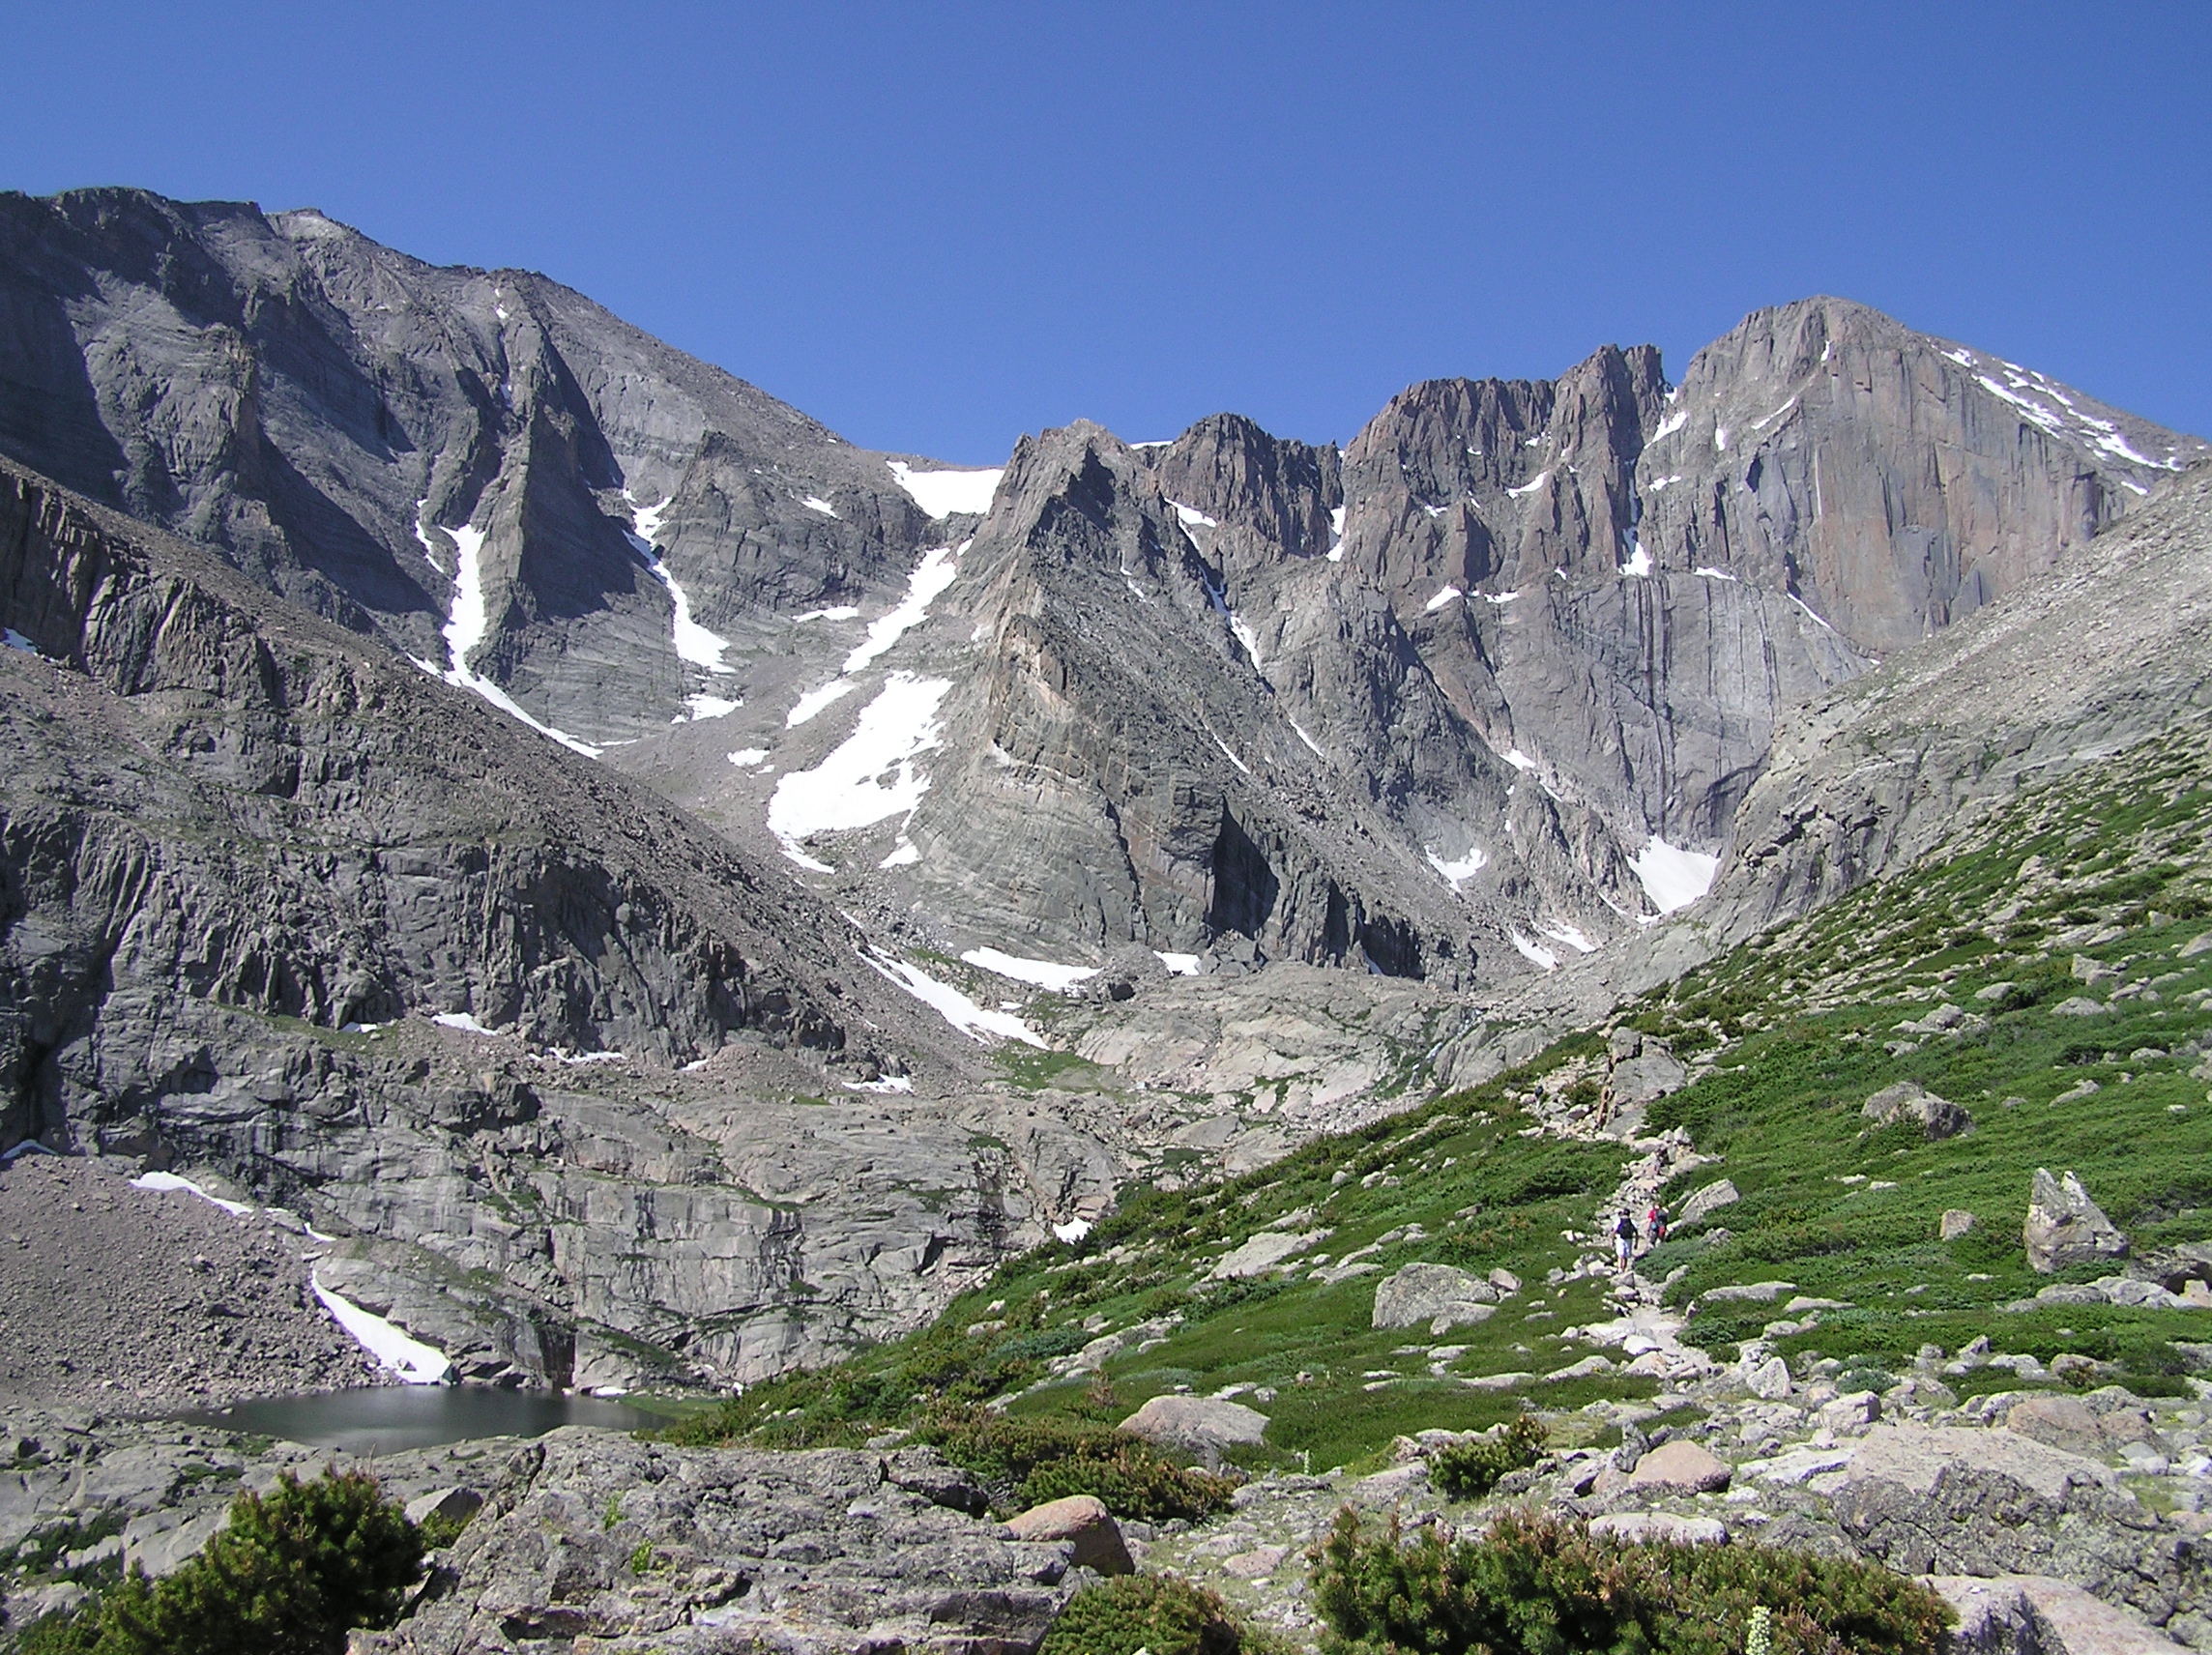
1483 591 1518 606
1326 505 1346 562
1426 845 1490 890
1751 395 1798 431
684 694 742 721
1290 719 1324 757
1694 566 1738 582
1503 748 1536 771
727 748 769 768
1052 1218 1093 1244
1229 615 1265 669
787 680 859 727
1620 542 1652 578
960 947 1099 994
1212 737 1252 775
878 840 920 867
432 1011 502 1036
314 1277 451 1383
626 493 734 675
1650 409 1687 441
130 1171 252 1218
888 461 1004 519
768 673 950 869
845 1075 915 1094
845 542 963 675
793 606 861 623
1424 585 1463 613
1170 501 1218 529
1713 426 1729 452
1510 930 1559 972
1630 836 1721 915
862 948 1045 1047
421 507 601 757
802 495 839 517
1505 471 1551 499
1646 474 1684 492
1789 594 1837 632
1537 922 1598 954
1154 951 1204 976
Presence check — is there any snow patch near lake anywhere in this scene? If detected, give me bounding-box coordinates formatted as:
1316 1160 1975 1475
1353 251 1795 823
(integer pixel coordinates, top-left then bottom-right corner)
1630 836 1721 915
768 673 950 870
960 948 1099 994
888 461 1004 519
314 1277 451 1383
862 948 1045 1047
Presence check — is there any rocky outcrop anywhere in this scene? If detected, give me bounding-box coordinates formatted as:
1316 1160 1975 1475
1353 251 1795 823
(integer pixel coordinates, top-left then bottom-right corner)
1370 1262 1503 1332
2026 1170 2131 1274
1863 1081 1972 1140
357 1433 1076 1655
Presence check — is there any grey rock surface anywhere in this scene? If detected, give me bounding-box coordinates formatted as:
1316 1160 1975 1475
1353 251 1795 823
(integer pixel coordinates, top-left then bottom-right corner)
357 1432 1074 1655
1118 1395 1269 1454
1370 1263 1502 1332
2026 1170 2132 1274
1863 1081 1972 1140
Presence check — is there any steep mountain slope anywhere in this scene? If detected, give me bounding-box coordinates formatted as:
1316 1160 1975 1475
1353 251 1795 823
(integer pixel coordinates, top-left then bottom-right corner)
0 188 950 746
8 189 2200 997
0 457 1157 1385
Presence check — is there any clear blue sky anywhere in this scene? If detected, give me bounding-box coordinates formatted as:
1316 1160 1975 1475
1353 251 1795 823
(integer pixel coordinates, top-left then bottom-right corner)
5 2 2206 463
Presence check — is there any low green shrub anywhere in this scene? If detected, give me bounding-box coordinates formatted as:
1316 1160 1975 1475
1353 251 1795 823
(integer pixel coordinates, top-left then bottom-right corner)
1429 1415 1547 1500
1039 1572 1289 1655
914 1409 1237 1523
1311 1506 1953 1655
32 1466 425 1655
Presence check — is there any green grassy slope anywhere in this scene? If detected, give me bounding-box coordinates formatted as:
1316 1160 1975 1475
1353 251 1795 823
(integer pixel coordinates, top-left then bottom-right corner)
672 726 2212 1470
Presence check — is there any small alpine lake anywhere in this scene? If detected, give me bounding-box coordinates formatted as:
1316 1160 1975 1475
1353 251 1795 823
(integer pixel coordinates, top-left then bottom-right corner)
173 1384 656 1454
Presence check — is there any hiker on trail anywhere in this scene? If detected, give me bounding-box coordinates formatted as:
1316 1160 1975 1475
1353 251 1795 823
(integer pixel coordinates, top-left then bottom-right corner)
1613 1211 1636 1269
1645 1204 1668 1249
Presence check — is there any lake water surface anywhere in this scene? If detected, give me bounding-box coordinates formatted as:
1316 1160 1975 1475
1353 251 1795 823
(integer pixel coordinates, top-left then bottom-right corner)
175 1386 655 1454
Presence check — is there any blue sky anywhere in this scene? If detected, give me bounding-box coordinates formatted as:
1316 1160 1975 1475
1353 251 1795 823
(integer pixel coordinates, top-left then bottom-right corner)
5 2 2206 463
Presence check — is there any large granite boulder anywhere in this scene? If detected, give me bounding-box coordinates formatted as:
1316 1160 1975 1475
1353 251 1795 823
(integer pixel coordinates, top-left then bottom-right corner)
1119 1396 1269 1455
2025 1170 2130 1273
1863 1081 1971 1140
1371 1263 1501 1333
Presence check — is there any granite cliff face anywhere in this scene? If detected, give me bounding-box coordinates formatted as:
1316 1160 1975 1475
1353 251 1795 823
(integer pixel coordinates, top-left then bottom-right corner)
4 187 2209 1393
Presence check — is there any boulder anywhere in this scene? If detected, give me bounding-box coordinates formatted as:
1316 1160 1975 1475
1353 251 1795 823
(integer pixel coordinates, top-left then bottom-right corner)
403 1487 484 1528
1629 1440 1732 1493
1862 1081 1971 1140
1487 1267 1522 1294
1371 1263 1499 1333
1209 1229 1326 1280
1610 1050 1688 1106
1590 1512 1728 1546
2024 1170 2129 1273
1698 1279 1791 1305
1119 1395 1268 1454
1941 1208 1977 1241
2051 997 2109 1017
2005 1395 2108 1457
1678 1179 1740 1225
1745 1356 1794 1400
1004 1495 1133 1575
1938 1574 2188 1655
